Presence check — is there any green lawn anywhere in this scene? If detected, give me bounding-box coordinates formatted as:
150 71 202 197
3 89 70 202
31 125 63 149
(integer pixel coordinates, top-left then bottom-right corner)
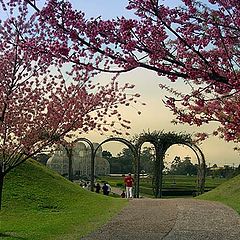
1 161 238 240
100 174 226 197
0 160 127 240
197 174 240 214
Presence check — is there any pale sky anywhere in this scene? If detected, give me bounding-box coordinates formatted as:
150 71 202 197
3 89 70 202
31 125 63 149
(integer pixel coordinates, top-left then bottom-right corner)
81 69 239 167
27 1 239 167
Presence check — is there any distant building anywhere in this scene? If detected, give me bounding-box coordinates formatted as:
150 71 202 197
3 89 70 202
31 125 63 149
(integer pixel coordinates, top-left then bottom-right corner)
46 142 110 179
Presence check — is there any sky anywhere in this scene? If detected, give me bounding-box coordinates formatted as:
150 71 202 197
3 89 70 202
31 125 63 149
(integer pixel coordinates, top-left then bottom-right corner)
38 0 239 167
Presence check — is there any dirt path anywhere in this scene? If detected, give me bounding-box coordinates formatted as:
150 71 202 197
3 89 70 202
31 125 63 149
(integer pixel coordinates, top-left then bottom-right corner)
81 198 240 240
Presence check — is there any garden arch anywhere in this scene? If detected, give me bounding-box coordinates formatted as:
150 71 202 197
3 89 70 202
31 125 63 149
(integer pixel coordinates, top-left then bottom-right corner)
94 137 139 197
73 138 95 191
133 131 206 198
184 143 206 194
60 131 205 198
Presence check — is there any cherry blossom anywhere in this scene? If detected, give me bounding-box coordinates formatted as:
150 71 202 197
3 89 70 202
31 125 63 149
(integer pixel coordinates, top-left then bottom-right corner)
0 0 141 208
9 0 238 144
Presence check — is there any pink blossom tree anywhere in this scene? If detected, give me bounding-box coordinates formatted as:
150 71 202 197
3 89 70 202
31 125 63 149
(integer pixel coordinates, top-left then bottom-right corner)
15 0 239 143
0 2 140 209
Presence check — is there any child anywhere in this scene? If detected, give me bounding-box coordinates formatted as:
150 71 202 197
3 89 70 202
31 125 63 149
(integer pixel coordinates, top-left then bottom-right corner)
121 190 126 198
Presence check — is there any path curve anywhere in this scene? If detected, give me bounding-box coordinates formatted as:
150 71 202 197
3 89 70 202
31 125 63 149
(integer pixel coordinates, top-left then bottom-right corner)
81 198 240 240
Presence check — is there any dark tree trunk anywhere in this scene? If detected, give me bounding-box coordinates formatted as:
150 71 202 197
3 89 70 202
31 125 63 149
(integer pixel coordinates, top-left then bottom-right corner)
63 145 73 182
153 147 163 198
68 149 73 181
0 172 4 210
158 154 164 198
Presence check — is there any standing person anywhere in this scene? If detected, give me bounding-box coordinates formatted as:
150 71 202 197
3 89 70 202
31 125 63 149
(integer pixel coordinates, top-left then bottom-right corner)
124 173 134 198
102 182 109 195
106 182 111 195
95 183 101 193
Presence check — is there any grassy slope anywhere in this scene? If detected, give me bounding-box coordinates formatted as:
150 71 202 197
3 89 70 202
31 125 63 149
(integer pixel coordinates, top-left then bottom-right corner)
197 174 240 214
0 160 127 240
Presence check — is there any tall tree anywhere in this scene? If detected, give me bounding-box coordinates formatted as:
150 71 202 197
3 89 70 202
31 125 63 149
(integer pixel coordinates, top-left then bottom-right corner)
169 156 198 175
139 146 155 174
108 148 134 174
0 2 140 209
16 0 239 143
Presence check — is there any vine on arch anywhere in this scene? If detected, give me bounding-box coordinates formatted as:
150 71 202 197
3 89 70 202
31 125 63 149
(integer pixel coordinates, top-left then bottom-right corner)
133 130 205 198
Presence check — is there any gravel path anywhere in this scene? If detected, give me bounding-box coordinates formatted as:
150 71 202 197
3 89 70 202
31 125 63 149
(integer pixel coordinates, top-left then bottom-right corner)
81 198 240 240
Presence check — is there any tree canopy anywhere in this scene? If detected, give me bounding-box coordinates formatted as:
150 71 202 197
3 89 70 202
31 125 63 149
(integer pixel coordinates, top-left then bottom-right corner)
11 0 239 143
169 156 198 175
0 0 239 206
0 0 140 208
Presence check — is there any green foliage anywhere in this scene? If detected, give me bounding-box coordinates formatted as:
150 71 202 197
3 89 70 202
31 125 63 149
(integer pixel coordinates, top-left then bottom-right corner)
106 146 155 174
106 148 134 174
139 147 155 174
133 130 193 148
169 156 198 175
197 174 240 214
208 164 240 179
0 159 127 240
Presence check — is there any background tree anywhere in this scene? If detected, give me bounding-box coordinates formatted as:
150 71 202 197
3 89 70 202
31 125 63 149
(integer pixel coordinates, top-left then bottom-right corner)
139 146 155 174
0 2 140 209
169 156 198 175
34 153 50 165
106 148 134 174
103 146 154 174
16 0 240 143
233 164 240 177
102 150 113 160
210 165 237 179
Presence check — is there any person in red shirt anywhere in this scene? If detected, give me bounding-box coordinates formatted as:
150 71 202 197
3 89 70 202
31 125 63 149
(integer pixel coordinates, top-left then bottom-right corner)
124 173 134 198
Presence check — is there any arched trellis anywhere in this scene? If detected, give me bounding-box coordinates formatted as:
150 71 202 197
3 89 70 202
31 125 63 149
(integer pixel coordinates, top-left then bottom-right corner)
60 137 139 194
73 138 95 191
133 131 206 198
94 137 139 197
60 138 95 190
185 143 206 194
134 134 161 198
59 131 205 198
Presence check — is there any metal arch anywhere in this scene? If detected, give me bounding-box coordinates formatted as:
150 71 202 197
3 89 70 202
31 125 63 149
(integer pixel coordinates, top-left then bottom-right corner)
95 137 137 155
58 133 206 198
96 137 140 197
184 143 206 194
139 139 206 198
73 138 95 191
134 138 162 198
135 135 160 151
163 142 206 196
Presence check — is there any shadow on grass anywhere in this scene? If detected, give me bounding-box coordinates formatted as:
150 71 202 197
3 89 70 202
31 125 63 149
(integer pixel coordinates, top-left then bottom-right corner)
0 233 27 239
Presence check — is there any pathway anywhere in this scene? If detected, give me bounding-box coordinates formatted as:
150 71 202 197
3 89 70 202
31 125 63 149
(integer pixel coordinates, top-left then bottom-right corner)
81 198 240 240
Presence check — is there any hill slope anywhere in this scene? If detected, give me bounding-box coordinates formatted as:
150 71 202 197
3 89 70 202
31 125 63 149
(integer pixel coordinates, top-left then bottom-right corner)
197 174 240 214
0 159 127 240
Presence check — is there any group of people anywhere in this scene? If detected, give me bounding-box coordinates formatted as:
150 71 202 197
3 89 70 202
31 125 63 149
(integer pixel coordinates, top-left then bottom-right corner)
84 172 134 199
94 182 111 195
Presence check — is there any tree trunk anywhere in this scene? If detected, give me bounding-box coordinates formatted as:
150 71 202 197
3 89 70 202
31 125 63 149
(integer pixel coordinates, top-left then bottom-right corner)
65 147 73 182
158 154 164 198
0 173 4 210
68 149 73 181
154 152 161 198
